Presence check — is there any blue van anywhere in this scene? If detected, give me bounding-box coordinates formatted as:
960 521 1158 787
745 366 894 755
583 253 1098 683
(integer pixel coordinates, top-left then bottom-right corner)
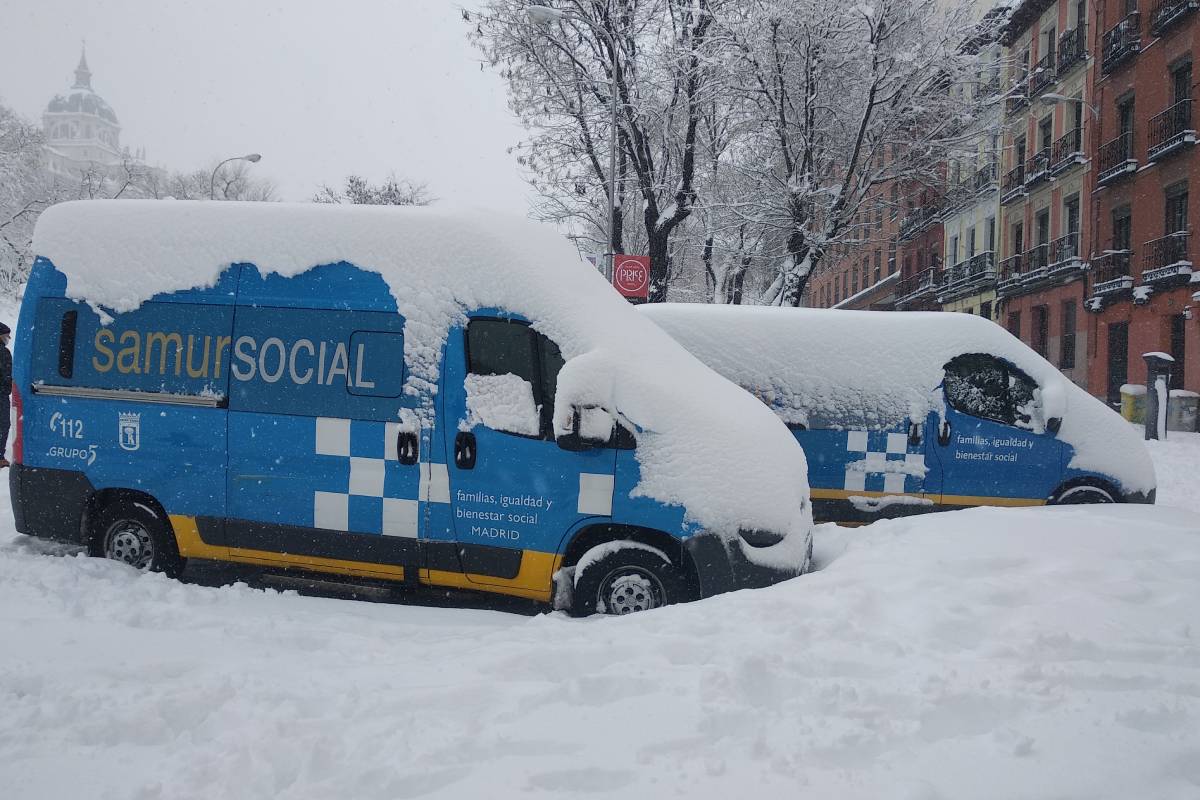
641 304 1157 524
11 201 812 615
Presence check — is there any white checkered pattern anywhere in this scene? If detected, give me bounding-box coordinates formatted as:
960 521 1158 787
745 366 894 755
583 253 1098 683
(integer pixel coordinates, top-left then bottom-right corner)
843 429 926 494
312 416 447 538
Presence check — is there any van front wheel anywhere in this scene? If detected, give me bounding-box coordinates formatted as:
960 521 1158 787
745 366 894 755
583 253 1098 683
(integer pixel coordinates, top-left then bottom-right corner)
94 499 185 578
571 544 685 617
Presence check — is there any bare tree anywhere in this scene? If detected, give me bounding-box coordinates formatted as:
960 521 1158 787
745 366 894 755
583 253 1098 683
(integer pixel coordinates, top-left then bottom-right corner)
471 0 719 301
313 173 434 205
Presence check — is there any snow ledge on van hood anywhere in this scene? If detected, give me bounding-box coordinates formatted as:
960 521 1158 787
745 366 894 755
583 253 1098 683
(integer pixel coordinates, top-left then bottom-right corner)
32 200 812 543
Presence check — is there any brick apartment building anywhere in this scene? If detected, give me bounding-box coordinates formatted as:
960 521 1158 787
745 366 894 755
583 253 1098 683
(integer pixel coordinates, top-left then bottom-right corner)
1086 0 1200 403
805 0 1200 411
997 0 1094 389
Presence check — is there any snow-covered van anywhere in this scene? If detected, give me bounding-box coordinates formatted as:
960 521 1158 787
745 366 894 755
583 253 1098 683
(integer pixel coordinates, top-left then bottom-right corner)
641 304 1156 524
10 201 812 615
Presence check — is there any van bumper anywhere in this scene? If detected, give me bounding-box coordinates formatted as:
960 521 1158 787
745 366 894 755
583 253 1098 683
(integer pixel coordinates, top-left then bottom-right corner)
1125 487 1156 504
684 530 811 599
9 464 92 543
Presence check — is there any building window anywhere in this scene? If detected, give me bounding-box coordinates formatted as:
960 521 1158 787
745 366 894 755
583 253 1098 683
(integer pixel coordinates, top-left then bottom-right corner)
985 217 996 252
1173 60 1193 106
966 227 976 259
1170 314 1186 390
1060 300 1077 369
948 235 959 265
1039 116 1053 152
1008 311 1022 339
874 250 882 283
1113 205 1132 251
1165 182 1189 234
1033 305 1050 357
981 301 993 320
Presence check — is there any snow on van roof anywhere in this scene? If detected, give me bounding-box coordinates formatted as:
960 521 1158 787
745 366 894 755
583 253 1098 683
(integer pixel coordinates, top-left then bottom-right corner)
640 304 1155 494
33 200 811 548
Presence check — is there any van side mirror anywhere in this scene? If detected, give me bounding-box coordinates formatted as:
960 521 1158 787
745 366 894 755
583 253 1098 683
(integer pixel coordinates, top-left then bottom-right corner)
556 405 614 451
1046 416 1062 434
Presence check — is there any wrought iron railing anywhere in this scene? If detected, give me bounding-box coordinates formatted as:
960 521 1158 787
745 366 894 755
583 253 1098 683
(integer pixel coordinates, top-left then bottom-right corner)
1029 53 1057 96
999 254 1023 284
1142 231 1190 272
1051 128 1084 171
1025 147 1051 183
1147 99 1194 160
1058 26 1087 76
896 267 940 300
1150 0 1198 34
1002 165 1026 195
1102 12 1141 74
972 162 998 191
1090 250 1133 293
1025 242 1051 272
1097 131 1136 180
1050 232 1081 266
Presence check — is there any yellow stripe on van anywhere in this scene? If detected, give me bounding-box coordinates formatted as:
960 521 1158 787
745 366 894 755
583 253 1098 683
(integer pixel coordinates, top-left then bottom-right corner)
809 488 1047 508
169 515 560 602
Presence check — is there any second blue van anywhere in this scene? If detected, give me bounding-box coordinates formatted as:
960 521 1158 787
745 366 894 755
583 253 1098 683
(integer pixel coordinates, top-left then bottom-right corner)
641 304 1156 524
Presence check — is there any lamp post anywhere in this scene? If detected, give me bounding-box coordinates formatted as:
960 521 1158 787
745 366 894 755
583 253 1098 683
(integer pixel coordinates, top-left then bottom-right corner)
209 153 262 200
1039 92 1099 119
527 4 620 281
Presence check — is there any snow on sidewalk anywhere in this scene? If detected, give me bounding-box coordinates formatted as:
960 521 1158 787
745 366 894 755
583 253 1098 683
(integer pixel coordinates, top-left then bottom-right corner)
1 490 1199 798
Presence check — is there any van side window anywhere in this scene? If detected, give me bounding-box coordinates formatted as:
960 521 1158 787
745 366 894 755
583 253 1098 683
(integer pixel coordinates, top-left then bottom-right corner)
943 354 1038 427
466 318 563 439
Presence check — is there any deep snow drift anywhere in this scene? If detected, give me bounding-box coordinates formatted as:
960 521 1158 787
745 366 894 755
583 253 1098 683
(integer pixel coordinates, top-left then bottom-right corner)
1 464 1198 798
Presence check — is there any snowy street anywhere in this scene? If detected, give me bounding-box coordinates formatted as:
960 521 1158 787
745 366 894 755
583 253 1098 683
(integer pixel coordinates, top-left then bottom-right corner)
0 436 1196 799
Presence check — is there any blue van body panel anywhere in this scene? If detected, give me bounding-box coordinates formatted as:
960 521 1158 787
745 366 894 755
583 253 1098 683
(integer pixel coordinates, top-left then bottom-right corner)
236 263 397 312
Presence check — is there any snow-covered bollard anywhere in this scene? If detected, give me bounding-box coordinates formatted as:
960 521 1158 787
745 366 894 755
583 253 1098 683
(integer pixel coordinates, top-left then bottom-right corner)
1142 352 1175 441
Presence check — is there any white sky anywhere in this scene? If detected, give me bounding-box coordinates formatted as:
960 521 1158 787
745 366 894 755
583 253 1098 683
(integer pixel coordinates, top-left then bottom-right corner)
0 0 531 209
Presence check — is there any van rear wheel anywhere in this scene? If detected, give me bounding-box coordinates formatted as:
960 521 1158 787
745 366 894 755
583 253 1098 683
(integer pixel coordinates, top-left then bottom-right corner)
1052 484 1116 505
571 544 685 617
94 499 185 578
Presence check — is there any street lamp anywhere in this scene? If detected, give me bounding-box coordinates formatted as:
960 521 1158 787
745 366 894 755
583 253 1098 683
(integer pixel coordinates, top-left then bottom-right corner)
209 153 263 200
1039 93 1099 119
527 3 620 281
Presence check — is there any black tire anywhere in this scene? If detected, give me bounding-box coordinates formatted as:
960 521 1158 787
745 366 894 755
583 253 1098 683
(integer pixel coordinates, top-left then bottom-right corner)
1052 484 1116 505
570 544 686 617
92 498 185 578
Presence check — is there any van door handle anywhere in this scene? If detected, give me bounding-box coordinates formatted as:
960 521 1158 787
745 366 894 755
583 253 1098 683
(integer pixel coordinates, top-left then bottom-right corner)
396 430 419 465
938 421 951 447
454 431 477 470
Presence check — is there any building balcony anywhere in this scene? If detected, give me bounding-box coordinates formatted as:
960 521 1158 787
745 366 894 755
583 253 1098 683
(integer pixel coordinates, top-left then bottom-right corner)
1147 99 1196 162
938 251 997 302
1097 131 1137 185
1149 0 1198 35
972 162 998 192
1050 128 1086 175
1006 85 1029 115
1023 242 1051 283
1140 232 1193 286
895 267 941 306
898 204 940 242
1001 165 1027 204
1028 54 1057 97
1102 12 1141 74
1058 27 1088 78
1089 250 1135 304
1025 148 1051 186
1048 232 1085 274
997 254 1024 294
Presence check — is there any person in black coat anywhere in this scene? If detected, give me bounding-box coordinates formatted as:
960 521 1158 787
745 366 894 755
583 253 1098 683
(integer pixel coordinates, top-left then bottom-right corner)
0 322 10 468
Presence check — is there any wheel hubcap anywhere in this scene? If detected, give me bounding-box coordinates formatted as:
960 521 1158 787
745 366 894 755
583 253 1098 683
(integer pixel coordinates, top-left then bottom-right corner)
105 522 154 570
602 569 664 615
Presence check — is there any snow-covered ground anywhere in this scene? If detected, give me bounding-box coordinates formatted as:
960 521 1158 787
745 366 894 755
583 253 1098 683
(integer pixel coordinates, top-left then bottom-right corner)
0 274 1196 800
0 439 1196 799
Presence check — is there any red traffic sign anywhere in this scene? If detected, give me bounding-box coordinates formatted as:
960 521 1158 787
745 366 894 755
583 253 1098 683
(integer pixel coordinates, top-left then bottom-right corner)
612 255 650 299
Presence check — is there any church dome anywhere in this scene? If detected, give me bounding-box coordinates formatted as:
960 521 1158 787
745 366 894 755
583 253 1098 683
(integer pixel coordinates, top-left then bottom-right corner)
44 49 119 125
